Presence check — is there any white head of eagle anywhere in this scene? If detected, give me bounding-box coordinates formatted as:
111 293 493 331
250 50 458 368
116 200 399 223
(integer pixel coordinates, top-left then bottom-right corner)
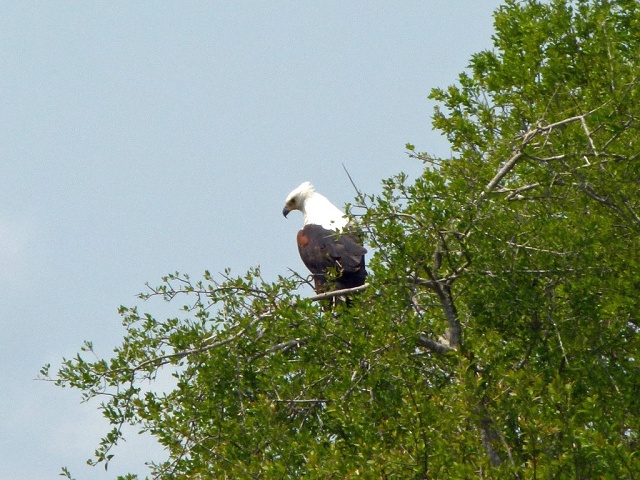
283 182 367 294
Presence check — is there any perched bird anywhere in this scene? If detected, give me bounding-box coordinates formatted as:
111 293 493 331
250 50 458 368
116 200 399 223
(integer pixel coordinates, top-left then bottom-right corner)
282 182 367 295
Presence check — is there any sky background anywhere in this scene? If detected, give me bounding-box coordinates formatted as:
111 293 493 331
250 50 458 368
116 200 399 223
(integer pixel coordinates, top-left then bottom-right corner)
1 2 504 478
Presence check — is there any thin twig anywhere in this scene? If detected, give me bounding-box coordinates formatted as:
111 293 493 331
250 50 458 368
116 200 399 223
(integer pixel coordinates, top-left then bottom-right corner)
273 399 330 403
125 311 274 373
249 337 308 363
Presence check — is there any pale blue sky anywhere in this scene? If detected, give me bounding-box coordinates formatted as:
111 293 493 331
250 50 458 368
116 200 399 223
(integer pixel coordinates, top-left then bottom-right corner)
1 2 503 478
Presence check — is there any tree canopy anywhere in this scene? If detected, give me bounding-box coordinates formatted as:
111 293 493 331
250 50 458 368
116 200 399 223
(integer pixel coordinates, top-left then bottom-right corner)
45 1 640 478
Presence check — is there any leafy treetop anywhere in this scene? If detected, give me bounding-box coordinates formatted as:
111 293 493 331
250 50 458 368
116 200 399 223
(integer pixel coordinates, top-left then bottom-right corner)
45 1 640 478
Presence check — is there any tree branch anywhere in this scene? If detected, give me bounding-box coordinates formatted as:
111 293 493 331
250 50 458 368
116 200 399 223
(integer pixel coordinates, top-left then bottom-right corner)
479 416 503 467
417 335 454 354
249 337 309 363
576 181 637 225
483 150 525 195
423 266 462 349
308 283 369 302
479 110 602 203
273 399 329 404
126 310 274 373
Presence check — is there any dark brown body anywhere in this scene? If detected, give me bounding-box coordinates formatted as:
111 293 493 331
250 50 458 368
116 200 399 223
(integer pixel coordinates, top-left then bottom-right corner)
297 224 367 293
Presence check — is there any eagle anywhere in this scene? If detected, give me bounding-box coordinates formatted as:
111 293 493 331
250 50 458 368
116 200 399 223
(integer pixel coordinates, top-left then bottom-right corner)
282 182 367 295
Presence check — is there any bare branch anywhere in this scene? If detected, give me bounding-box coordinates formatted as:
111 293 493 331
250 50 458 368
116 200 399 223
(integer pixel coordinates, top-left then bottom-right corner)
417 335 455 354
527 154 567 162
273 399 330 404
433 240 443 278
576 182 631 222
479 416 503 467
479 109 604 202
504 240 569 256
309 283 369 302
407 276 436 287
342 164 367 207
495 183 541 196
424 267 462 348
581 116 599 155
482 151 525 196
478 268 582 277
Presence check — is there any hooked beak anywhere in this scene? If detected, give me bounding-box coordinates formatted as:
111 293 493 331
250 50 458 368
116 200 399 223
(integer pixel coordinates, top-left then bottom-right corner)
282 207 291 218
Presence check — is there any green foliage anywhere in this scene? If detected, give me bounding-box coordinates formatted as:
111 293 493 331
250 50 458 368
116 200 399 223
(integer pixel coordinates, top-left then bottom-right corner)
46 1 640 478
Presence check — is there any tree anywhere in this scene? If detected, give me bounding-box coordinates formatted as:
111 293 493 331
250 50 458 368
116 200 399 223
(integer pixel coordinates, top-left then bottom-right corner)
44 1 640 478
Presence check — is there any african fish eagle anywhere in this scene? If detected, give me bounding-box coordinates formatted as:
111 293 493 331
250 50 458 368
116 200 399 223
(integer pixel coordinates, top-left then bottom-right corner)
282 182 367 294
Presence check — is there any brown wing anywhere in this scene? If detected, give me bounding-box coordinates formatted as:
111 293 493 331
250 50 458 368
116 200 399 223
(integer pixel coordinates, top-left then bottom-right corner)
297 224 367 292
